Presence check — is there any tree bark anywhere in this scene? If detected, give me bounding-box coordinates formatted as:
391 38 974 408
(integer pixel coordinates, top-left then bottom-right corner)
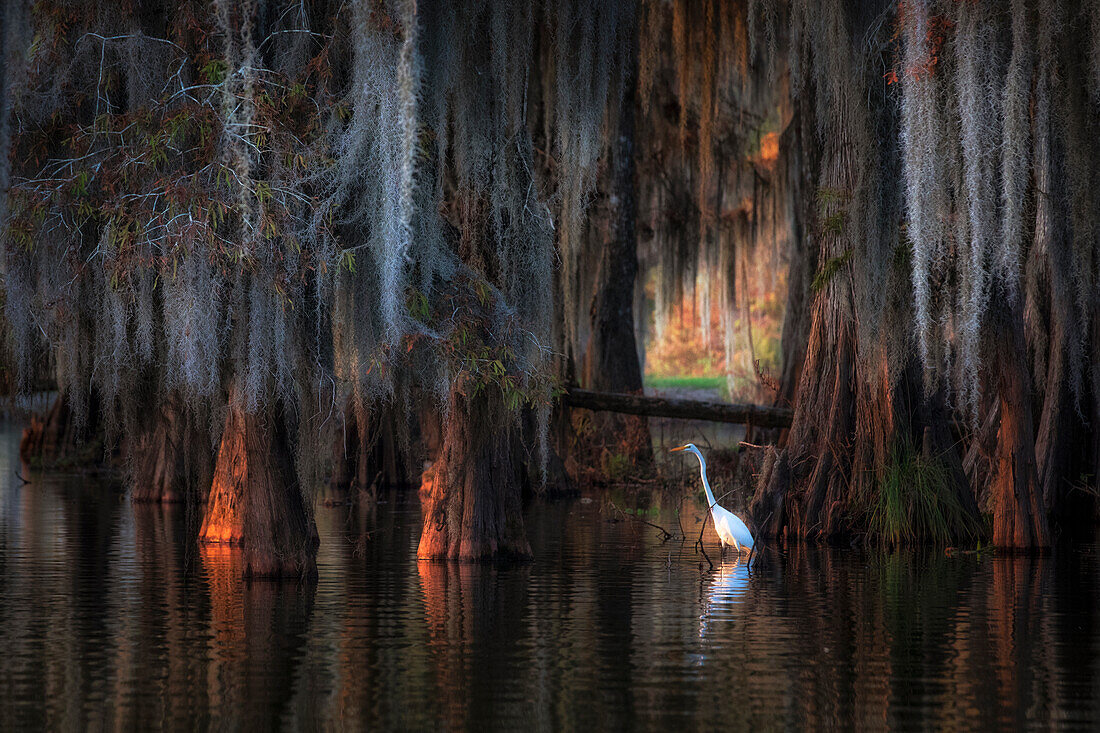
200 390 318 578
750 446 789 539
581 17 651 467
130 391 213 503
417 383 531 561
1032 287 1079 530
780 299 860 542
990 312 1050 550
749 17 978 545
918 384 981 522
1028 88 1089 534
329 398 412 501
774 103 817 418
19 392 103 468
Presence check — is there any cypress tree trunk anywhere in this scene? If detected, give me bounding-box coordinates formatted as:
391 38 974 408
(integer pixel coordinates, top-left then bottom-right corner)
19 392 103 468
1033 282 1080 530
582 24 651 466
417 381 531 561
750 7 978 544
131 391 212 503
779 297 859 541
990 311 1050 550
1028 83 1089 534
774 103 817 416
757 80 871 542
328 399 411 501
200 388 317 578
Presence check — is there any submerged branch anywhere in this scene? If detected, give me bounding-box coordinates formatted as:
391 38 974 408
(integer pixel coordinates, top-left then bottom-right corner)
608 501 674 542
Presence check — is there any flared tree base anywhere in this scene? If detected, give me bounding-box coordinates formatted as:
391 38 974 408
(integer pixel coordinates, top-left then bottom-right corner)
416 386 532 561
200 395 318 580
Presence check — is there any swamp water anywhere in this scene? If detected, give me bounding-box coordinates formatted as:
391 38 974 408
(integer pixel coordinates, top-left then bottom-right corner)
1 421 1099 730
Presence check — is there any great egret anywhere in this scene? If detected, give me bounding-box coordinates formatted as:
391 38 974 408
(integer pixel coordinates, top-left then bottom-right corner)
671 443 754 556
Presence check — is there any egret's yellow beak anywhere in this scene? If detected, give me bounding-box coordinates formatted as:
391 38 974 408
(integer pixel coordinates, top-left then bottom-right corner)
670 445 688 452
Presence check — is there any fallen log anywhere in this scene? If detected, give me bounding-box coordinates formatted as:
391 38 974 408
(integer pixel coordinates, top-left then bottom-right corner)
563 388 793 428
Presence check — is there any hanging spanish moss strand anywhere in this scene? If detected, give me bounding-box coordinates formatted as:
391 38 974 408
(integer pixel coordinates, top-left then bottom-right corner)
901 0 947 385
998 0 1032 305
12 0 1100 558
953 0 1003 416
1 1 636 511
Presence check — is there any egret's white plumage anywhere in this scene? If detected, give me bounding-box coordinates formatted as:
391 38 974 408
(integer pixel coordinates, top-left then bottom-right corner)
672 443 754 554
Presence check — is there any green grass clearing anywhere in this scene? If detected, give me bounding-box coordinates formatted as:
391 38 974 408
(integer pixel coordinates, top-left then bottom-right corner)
645 375 728 397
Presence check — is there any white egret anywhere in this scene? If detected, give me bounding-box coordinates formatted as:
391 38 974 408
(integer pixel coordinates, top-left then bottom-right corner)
671 443 755 556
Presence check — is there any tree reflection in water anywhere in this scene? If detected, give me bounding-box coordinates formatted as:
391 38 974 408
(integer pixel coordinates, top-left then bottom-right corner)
1 462 1099 729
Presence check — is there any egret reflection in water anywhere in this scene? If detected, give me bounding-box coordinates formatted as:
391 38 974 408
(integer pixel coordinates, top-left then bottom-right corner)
698 558 752 639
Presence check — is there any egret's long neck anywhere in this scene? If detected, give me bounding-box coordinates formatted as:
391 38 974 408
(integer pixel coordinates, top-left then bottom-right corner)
694 452 717 508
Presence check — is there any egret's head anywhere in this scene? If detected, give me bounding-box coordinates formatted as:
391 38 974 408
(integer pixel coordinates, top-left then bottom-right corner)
670 443 700 456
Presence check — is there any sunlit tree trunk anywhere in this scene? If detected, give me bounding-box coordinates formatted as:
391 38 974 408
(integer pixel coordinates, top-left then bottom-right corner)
417 382 531 560
200 387 317 578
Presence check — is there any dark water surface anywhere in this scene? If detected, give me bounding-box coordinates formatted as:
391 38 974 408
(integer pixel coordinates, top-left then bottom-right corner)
2 423 1100 731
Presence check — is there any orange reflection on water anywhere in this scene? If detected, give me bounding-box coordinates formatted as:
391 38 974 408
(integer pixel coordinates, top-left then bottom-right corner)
418 561 475 731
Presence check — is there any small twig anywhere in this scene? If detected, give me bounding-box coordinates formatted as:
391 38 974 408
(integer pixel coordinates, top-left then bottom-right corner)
675 495 686 541
608 502 673 542
14 470 29 485
695 515 715 570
